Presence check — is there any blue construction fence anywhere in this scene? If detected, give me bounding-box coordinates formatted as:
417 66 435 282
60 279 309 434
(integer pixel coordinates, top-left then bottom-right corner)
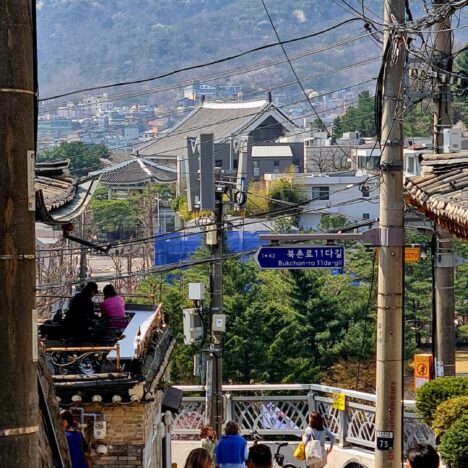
154 230 270 266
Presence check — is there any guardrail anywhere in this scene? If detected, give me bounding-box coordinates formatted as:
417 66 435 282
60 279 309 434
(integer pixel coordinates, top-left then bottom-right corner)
172 384 435 452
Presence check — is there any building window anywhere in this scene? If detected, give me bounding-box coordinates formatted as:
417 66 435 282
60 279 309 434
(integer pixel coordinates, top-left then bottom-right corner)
312 186 329 201
273 160 280 167
363 213 370 219
215 159 223 167
233 159 238 169
358 154 380 169
406 156 415 173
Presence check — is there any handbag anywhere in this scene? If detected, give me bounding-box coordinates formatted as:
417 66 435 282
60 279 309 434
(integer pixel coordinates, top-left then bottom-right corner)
305 430 323 464
293 441 306 461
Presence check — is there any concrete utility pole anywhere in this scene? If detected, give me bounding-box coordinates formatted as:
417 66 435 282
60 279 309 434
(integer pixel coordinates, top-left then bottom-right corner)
432 0 456 378
0 1 39 466
206 184 224 438
375 0 406 466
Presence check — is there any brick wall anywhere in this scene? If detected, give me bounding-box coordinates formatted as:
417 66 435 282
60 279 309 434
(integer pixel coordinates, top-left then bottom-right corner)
76 390 163 467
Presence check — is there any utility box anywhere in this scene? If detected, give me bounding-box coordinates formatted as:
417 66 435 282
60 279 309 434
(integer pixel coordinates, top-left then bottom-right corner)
94 421 107 439
189 283 205 301
443 128 462 153
212 314 226 332
205 229 217 246
183 308 203 345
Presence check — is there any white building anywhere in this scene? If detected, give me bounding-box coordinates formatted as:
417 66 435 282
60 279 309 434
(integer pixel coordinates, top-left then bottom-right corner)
265 172 379 230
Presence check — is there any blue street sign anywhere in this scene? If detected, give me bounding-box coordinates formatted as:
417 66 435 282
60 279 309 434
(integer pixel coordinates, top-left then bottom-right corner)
255 246 345 269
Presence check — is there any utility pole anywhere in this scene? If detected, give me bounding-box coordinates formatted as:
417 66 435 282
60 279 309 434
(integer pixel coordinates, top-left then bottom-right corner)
0 1 39 466
375 0 405 466
206 174 224 438
432 0 456 378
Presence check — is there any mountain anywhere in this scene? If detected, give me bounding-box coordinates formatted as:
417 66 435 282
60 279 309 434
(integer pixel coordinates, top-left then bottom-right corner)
36 0 466 102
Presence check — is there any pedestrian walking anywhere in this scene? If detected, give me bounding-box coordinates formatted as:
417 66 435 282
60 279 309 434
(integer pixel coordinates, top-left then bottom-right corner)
215 420 248 468
200 425 217 465
184 447 213 468
247 443 273 468
302 412 335 467
61 410 90 468
406 444 439 468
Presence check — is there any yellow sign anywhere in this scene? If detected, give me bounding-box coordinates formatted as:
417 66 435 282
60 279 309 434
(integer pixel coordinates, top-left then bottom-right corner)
375 247 421 263
332 392 346 411
405 247 421 263
414 354 432 379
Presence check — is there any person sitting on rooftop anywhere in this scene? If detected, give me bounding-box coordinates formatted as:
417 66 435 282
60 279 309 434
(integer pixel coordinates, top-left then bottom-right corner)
63 281 98 342
99 284 127 332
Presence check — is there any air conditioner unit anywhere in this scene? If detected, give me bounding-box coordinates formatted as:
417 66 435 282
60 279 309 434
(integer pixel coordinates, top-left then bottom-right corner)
183 309 203 345
443 128 462 153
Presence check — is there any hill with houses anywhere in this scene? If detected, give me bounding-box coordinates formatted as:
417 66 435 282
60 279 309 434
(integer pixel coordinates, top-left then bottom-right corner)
37 0 389 101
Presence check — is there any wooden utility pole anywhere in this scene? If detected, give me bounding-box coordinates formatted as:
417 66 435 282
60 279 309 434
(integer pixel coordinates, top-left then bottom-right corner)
432 0 456 378
0 1 39 466
375 0 405 466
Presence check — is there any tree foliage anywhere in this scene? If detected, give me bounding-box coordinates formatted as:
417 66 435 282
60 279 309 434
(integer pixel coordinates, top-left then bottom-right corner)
416 377 468 425
439 415 468 468
38 141 108 178
137 245 377 385
333 91 376 138
432 396 468 438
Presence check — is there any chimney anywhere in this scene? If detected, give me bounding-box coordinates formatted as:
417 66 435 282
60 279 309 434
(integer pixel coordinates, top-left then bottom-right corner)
267 91 272 103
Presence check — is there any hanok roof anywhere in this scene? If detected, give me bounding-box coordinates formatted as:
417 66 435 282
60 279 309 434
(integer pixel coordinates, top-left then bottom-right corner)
88 157 177 185
35 160 100 225
136 100 297 158
404 151 468 240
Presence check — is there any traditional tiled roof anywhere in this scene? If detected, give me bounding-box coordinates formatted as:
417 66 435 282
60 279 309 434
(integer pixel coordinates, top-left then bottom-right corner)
136 100 297 157
89 157 177 185
404 151 468 240
35 160 100 224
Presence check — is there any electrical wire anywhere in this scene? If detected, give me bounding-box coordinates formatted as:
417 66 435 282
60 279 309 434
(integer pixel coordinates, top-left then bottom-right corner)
40 18 365 101
355 248 377 390
39 31 379 112
260 0 329 135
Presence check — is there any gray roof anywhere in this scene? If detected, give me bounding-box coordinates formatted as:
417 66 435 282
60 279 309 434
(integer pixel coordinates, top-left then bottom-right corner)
89 158 177 185
35 159 100 224
136 100 297 157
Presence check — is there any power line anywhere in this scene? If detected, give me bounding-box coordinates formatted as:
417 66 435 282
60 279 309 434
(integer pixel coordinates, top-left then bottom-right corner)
39 31 378 111
260 0 329 135
40 18 365 101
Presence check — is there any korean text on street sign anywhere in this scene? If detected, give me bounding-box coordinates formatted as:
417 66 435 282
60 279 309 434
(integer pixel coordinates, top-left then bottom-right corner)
255 246 345 269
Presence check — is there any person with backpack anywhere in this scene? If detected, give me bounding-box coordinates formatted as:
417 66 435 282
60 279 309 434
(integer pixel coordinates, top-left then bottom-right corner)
302 412 335 467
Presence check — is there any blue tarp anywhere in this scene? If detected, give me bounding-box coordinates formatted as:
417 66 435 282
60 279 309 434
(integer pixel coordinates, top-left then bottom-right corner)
154 230 269 266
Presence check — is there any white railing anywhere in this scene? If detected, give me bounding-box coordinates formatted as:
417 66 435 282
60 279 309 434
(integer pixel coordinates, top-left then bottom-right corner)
172 384 435 452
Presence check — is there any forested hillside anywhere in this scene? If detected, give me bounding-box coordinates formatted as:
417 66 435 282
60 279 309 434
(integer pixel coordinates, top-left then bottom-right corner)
37 0 382 99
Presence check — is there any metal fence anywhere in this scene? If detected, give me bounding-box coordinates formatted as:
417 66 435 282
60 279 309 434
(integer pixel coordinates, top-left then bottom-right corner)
172 384 435 452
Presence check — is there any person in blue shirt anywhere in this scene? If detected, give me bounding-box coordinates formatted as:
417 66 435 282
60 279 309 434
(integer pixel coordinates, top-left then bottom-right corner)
215 420 248 468
61 410 89 468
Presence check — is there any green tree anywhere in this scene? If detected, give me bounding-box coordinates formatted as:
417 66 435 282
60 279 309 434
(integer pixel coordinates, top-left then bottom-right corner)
455 45 468 73
332 91 376 138
439 415 468 468
38 141 108 178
